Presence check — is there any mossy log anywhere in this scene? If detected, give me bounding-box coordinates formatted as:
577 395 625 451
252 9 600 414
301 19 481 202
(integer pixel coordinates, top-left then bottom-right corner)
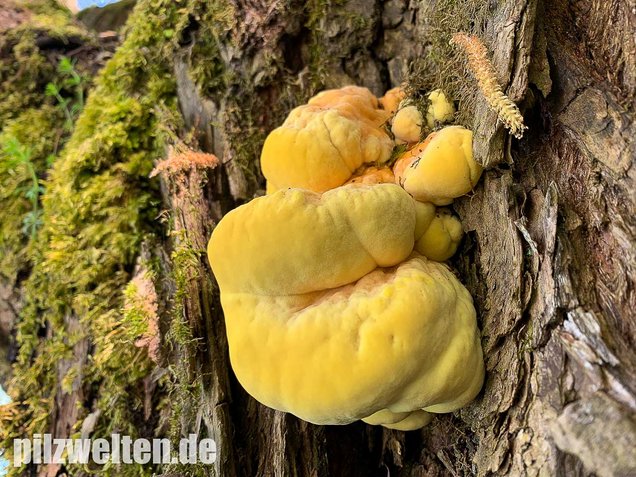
1 0 634 476
0 0 116 387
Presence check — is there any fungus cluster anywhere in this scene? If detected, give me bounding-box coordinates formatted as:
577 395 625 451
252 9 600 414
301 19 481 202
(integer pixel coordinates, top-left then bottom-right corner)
208 85 485 430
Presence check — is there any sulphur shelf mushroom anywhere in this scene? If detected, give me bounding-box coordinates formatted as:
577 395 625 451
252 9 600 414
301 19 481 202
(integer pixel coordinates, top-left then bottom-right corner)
413 202 464 262
208 183 484 430
261 86 393 194
394 125 482 205
379 86 406 115
392 105 424 144
345 165 395 185
426 89 455 127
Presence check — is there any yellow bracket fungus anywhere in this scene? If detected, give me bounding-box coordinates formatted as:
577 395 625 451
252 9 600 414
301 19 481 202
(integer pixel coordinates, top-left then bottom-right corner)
391 105 424 144
426 89 455 128
209 84 487 431
345 165 395 185
415 208 463 262
379 86 406 115
394 125 482 205
208 184 484 430
261 86 394 193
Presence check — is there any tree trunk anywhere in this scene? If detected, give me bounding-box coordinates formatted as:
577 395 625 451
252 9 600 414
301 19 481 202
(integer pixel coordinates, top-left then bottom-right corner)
2 0 635 476
163 0 635 475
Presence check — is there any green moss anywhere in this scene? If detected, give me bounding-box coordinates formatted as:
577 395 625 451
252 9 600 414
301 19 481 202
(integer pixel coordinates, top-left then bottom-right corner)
1 0 192 475
122 276 155 342
0 107 63 279
0 1 94 289
186 1 236 97
2 0 410 474
0 1 91 125
0 33 52 125
304 0 345 92
2 0 244 470
159 233 209 477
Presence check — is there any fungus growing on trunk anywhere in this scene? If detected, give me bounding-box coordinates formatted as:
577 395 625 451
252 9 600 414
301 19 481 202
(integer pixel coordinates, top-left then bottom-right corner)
379 86 406 115
392 105 424 144
208 84 490 430
426 89 455 127
208 184 484 430
394 125 482 205
415 208 464 262
261 86 393 193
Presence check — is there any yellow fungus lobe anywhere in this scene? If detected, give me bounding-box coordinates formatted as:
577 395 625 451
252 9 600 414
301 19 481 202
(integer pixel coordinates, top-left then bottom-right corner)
395 126 482 205
208 184 484 430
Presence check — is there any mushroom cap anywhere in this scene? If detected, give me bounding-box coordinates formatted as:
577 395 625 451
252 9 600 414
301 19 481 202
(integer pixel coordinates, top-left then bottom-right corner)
208 183 484 428
209 184 417 296
392 105 424 144
393 131 437 183
362 409 433 430
415 209 464 261
261 86 394 193
396 126 482 205
308 86 391 126
413 200 436 238
426 89 455 127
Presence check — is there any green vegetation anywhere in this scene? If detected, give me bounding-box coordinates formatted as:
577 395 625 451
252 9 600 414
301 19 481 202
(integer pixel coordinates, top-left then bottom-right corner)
161 235 209 477
0 0 90 125
0 57 86 251
2 0 237 474
1 137 42 239
0 0 90 284
1 0 184 474
45 57 86 133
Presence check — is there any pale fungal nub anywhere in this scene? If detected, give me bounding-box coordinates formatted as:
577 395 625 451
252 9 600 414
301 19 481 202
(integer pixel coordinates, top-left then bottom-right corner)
392 105 424 143
450 32 527 139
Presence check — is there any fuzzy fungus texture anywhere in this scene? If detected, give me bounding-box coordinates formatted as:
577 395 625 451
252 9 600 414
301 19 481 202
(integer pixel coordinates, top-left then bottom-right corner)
208 184 484 430
211 84 487 431
396 125 482 205
415 209 463 262
426 89 455 128
392 105 424 143
261 86 393 193
345 166 395 185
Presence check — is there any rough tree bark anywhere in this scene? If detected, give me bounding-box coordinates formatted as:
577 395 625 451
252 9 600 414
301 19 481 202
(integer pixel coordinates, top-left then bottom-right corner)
2 0 634 476
160 0 635 476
